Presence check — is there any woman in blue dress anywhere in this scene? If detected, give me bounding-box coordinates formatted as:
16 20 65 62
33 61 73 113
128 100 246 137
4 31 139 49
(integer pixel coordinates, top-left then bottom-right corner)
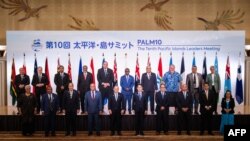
220 90 235 134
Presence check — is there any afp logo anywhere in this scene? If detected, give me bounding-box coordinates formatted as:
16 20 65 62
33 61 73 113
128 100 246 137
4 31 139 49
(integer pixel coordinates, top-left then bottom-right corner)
32 39 42 52
224 125 249 140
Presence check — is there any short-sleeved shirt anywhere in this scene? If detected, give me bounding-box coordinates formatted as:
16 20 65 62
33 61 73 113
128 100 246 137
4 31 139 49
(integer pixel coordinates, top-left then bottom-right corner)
162 71 182 92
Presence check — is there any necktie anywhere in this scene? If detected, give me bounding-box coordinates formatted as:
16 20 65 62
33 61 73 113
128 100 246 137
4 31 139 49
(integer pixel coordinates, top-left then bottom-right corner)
70 92 73 99
206 91 208 99
49 94 53 110
148 73 150 79
39 74 42 82
161 92 164 99
104 69 107 76
92 91 94 99
126 76 129 83
21 75 24 81
193 74 196 84
115 93 118 101
139 93 142 100
184 92 186 100
61 73 64 83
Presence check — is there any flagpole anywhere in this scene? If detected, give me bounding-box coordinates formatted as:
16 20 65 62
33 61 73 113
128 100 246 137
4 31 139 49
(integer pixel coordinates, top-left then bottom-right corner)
125 53 127 68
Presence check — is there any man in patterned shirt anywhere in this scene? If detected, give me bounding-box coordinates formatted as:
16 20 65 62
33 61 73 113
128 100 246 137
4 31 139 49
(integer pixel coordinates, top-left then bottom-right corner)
162 65 182 114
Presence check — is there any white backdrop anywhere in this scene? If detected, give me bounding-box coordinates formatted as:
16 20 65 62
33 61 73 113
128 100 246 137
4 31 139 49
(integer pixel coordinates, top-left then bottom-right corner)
7 31 245 112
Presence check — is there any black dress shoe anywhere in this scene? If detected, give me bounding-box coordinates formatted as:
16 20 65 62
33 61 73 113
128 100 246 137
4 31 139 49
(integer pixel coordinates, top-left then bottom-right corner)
96 132 101 136
88 132 93 136
51 133 56 136
177 132 181 135
140 132 144 136
117 132 122 136
187 132 191 135
200 132 204 135
72 133 76 136
65 133 70 136
164 132 169 135
156 132 160 135
135 132 139 136
45 133 49 137
110 132 115 136
194 111 199 115
129 111 132 114
208 132 214 135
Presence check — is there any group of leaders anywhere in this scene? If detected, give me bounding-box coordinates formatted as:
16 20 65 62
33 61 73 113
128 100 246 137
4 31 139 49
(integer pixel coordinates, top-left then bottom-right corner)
15 61 235 137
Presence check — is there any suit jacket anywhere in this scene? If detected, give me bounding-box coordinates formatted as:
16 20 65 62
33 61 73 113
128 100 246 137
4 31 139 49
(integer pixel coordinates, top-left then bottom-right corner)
77 72 93 94
31 73 49 95
41 93 59 114
155 91 169 112
186 73 203 93
206 73 221 93
97 68 114 90
54 72 70 93
120 75 134 95
63 90 80 114
199 90 215 114
84 90 102 114
14 74 30 95
221 98 235 114
141 72 157 92
108 92 125 111
132 92 147 112
176 91 193 112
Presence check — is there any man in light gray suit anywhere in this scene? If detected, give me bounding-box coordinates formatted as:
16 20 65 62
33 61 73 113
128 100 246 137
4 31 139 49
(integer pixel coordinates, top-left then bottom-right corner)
206 66 221 115
186 66 203 115
85 83 102 136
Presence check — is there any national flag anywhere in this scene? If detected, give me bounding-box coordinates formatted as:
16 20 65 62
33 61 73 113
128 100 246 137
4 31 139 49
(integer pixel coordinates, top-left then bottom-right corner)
135 53 140 92
214 53 219 74
57 57 61 72
90 57 95 84
68 53 72 81
224 56 231 93
102 53 105 66
23 53 26 74
147 53 151 66
77 57 82 87
202 55 207 81
157 54 163 87
236 53 243 104
32 54 38 94
169 52 173 66
113 53 118 86
192 52 196 67
180 53 185 83
45 57 51 87
10 57 17 105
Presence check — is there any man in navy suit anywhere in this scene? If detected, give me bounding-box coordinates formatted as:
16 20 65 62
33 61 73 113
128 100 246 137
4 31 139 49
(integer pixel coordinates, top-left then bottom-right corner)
120 68 134 114
15 68 30 114
141 66 157 114
97 61 114 111
41 86 59 137
32 66 49 114
132 84 147 136
108 86 125 136
155 84 169 135
63 83 80 136
199 82 215 135
85 83 102 136
176 84 192 135
77 65 93 114
54 65 70 113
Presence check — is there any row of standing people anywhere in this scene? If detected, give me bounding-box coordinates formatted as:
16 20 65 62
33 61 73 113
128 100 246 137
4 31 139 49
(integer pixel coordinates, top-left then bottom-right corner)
17 82 235 137
15 61 221 116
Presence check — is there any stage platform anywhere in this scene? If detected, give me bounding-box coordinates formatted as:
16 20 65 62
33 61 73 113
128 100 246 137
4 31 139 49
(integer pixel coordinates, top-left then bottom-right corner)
0 106 250 131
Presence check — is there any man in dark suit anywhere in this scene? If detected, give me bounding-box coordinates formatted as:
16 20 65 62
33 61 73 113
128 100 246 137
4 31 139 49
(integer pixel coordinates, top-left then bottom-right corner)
155 84 169 135
15 67 30 114
141 66 157 114
199 82 215 135
133 84 147 136
120 68 134 114
63 83 80 136
54 65 70 113
77 65 93 114
41 86 59 137
108 86 125 136
176 84 192 135
85 83 102 136
97 61 114 111
186 66 203 115
32 66 49 114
